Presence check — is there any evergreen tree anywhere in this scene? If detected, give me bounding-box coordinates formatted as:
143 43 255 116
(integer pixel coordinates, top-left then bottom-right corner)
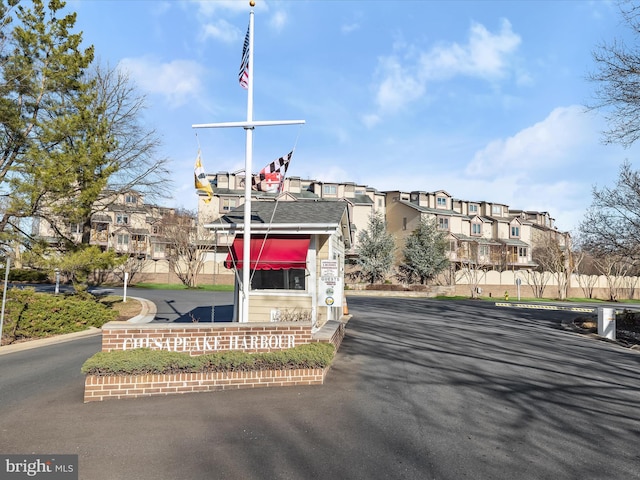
0 1 170 249
401 218 449 284
355 211 395 284
0 0 95 241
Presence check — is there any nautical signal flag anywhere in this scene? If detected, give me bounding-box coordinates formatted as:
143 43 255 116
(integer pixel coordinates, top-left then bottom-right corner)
239 22 250 89
252 151 293 194
194 151 213 203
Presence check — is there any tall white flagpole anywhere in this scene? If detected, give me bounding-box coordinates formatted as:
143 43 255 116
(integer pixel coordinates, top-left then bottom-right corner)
240 8 255 323
192 0 304 323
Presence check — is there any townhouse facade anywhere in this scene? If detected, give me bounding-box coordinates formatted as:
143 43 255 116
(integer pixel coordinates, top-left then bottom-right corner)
384 189 561 271
32 191 177 260
198 172 387 258
200 173 568 274
31 174 569 282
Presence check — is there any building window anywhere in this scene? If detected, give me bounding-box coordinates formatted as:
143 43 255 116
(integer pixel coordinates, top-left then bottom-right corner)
117 234 129 245
437 197 447 208
221 198 237 212
323 185 337 195
153 243 164 254
70 223 82 234
492 205 502 216
437 217 449 231
116 214 129 225
471 223 482 236
511 226 520 237
519 247 527 258
125 194 137 204
479 245 490 258
250 269 306 290
469 204 478 213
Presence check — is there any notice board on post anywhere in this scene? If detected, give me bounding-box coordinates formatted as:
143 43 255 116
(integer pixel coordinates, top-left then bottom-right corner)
318 259 343 307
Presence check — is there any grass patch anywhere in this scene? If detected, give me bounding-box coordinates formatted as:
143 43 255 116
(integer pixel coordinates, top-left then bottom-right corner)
81 343 336 376
133 283 234 292
99 295 142 321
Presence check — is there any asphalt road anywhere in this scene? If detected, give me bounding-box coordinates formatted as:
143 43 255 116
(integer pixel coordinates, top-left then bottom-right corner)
1 295 639 479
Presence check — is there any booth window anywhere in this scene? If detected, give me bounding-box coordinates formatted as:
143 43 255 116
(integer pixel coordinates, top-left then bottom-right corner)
225 235 310 291
251 269 306 290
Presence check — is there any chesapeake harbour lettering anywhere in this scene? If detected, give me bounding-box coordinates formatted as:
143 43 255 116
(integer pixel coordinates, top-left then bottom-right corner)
121 334 296 352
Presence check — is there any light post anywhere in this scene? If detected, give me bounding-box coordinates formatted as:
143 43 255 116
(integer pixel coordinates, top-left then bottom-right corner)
0 258 10 347
54 268 60 295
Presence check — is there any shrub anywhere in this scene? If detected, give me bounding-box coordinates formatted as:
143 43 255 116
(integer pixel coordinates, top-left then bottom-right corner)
8 269 49 283
81 343 336 376
2 288 117 343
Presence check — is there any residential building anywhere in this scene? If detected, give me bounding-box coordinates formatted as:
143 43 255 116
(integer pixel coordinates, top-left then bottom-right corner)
32 191 177 260
385 189 565 271
198 172 386 257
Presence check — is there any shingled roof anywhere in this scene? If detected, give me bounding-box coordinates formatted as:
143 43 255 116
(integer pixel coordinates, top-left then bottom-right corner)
220 200 349 226
205 200 352 247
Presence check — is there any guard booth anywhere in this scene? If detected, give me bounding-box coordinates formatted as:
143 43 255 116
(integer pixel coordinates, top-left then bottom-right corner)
206 200 352 330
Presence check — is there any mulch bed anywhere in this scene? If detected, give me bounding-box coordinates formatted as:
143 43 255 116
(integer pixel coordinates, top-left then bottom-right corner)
573 311 640 349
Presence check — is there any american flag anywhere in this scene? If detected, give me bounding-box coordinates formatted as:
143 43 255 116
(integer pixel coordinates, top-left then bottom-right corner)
252 151 293 193
239 23 250 89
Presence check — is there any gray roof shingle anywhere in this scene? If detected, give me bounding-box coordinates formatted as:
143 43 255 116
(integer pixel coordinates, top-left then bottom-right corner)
222 200 348 226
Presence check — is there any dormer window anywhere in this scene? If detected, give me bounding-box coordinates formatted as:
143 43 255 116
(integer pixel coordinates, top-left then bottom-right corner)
511 225 520 238
492 205 502 216
471 222 482 236
437 197 447 208
323 185 337 195
469 204 478 213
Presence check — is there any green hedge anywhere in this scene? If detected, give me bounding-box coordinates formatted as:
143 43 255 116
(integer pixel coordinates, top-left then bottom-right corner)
81 343 336 376
2 288 117 343
8 269 49 283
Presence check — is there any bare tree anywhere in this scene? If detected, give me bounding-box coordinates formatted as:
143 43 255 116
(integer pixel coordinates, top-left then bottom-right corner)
159 209 214 288
588 0 640 147
593 254 639 301
454 241 493 299
579 161 640 261
522 270 551 299
573 249 599 299
532 233 573 299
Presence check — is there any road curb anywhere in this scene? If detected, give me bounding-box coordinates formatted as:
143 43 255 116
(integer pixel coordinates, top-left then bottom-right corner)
0 327 102 356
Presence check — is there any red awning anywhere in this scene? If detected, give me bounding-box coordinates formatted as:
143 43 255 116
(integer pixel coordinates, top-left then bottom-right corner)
224 235 310 270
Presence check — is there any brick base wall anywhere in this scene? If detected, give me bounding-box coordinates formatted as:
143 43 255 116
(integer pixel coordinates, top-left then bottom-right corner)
84 368 329 403
84 319 347 402
101 322 316 355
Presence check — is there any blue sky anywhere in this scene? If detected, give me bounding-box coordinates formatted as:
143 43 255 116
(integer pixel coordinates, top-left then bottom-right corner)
69 0 640 233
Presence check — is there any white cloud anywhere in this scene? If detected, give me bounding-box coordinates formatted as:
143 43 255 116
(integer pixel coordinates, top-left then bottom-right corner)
119 57 205 108
341 22 360 34
362 113 381 128
270 11 287 32
200 19 240 43
194 0 256 17
466 105 595 177
370 18 522 118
